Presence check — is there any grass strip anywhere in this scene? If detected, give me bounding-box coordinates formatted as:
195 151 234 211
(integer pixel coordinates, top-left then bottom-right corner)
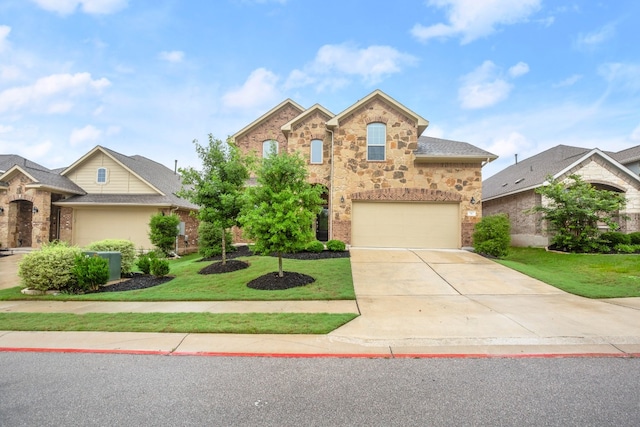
496 247 640 298
0 312 358 334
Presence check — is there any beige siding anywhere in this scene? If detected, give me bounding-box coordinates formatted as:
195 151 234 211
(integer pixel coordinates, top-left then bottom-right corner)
73 207 157 249
66 152 157 194
351 201 460 248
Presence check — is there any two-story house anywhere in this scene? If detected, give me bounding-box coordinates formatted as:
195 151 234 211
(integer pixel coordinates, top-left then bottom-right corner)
232 89 497 249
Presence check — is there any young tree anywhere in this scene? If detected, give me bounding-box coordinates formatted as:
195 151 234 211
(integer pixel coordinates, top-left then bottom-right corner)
530 174 627 252
178 135 249 265
239 147 325 277
149 213 180 255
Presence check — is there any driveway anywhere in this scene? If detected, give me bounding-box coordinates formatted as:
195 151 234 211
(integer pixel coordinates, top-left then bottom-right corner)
330 248 640 352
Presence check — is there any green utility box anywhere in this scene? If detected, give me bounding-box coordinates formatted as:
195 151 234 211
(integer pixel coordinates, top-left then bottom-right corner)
83 251 121 282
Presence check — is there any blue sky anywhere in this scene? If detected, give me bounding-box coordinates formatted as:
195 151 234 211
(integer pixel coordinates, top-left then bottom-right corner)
0 0 639 178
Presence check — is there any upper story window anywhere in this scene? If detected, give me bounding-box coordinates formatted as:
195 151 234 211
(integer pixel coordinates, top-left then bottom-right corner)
367 122 386 161
310 139 323 164
96 167 108 184
262 140 278 159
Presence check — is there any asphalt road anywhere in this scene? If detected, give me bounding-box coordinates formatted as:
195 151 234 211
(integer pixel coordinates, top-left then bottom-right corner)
1 353 639 426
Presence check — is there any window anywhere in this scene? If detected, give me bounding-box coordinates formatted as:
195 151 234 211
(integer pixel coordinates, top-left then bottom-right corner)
367 123 386 161
263 140 278 158
310 139 323 164
96 167 108 184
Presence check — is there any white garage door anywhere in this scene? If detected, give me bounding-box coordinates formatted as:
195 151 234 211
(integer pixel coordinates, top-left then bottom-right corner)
73 207 156 248
351 201 460 248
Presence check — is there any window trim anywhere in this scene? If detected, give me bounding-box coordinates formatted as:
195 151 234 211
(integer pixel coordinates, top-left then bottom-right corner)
262 140 278 158
366 122 386 161
310 139 323 164
96 167 108 184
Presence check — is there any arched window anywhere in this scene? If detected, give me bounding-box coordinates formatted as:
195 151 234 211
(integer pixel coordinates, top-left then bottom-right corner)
263 140 278 158
310 139 323 164
367 123 386 161
96 167 108 184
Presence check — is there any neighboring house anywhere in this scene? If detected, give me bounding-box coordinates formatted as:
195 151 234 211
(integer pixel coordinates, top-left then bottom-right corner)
232 89 497 249
482 144 640 247
0 146 199 253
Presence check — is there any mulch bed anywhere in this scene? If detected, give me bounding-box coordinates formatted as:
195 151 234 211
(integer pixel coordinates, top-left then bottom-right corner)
247 271 315 290
97 273 174 293
198 259 249 274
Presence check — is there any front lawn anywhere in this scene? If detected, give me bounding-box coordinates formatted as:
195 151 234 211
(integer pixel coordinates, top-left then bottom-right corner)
0 253 355 301
496 247 640 298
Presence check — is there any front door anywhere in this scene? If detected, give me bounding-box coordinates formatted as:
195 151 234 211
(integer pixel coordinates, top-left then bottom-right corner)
315 206 328 241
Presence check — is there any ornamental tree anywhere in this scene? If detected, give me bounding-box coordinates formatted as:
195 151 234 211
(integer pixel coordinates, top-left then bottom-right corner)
179 135 249 265
149 213 180 255
530 174 627 252
239 147 325 277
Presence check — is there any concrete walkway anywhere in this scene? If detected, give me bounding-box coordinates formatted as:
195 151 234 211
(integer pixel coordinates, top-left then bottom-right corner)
2 248 640 357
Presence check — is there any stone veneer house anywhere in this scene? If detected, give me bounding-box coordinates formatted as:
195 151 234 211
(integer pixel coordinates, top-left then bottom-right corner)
482 144 640 247
0 146 199 253
232 89 497 248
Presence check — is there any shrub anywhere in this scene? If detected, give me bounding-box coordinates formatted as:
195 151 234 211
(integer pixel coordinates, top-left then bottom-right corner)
628 232 640 245
135 251 159 275
150 257 170 277
305 240 325 253
149 213 180 255
198 221 235 258
18 242 83 291
600 231 630 246
614 243 636 254
473 214 511 258
85 239 136 275
326 240 346 252
70 254 109 293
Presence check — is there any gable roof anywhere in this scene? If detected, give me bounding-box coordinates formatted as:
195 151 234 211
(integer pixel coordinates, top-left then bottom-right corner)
231 98 305 142
0 154 85 194
326 89 429 136
281 103 334 137
611 145 640 165
415 136 497 164
58 146 198 209
483 144 640 201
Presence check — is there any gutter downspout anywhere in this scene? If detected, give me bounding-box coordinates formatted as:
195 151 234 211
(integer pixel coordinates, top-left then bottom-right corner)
171 206 179 255
327 128 334 241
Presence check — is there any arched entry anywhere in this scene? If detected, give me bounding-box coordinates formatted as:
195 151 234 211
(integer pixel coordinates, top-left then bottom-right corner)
314 185 329 241
7 200 34 247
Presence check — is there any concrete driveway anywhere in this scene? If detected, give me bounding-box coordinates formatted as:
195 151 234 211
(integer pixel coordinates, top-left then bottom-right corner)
330 248 640 353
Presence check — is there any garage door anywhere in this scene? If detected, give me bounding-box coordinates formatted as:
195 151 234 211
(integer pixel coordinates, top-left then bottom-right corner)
73 207 156 248
351 201 460 248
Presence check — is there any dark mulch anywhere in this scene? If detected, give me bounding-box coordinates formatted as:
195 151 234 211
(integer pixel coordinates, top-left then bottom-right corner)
198 259 249 275
199 245 253 262
199 245 350 262
247 271 315 290
96 273 174 293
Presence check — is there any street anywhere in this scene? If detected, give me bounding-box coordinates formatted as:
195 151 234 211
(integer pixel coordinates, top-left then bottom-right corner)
1 353 639 426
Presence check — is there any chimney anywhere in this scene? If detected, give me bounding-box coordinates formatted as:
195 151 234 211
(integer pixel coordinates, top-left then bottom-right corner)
515 154 518 164
174 160 177 174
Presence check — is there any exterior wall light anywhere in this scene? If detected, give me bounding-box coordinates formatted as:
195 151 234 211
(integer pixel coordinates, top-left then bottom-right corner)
32 206 39 213
340 196 345 203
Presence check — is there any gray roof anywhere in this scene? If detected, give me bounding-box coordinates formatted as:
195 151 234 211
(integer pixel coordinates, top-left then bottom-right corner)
415 136 498 161
611 145 640 165
0 154 85 194
54 193 187 206
482 144 636 200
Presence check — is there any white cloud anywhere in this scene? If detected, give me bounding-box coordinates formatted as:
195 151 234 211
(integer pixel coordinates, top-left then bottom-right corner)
598 63 640 93
30 0 128 15
576 23 616 50
222 68 281 110
631 125 640 142
0 124 13 133
158 50 185 63
412 0 541 44
0 65 23 81
0 25 10 52
553 74 582 88
69 124 102 146
0 139 53 161
458 60 513 109
508 62 529 78
0 72 111 113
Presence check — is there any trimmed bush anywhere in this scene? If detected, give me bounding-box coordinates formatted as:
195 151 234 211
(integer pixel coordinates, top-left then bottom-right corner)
628 232 640 245
614 243 636 254
86 239 136 275
326 239 346 252
198 221 235 258
18 242 83 291
473 214 511 258
305 240 325 253
150 257 170 277
600 231 630 247
149 213 180 255
71 253 109 293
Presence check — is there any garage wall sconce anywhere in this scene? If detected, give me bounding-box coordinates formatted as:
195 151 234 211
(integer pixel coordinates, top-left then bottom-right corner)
32 206 39 213
470 197 477 204
340 195 345 203
0 206 4 214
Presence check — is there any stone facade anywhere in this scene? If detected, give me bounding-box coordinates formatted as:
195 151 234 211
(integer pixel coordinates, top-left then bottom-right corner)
482 190 548 247
234 93 485 247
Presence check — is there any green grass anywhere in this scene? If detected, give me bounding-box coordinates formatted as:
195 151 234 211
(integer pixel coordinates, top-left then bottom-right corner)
0 253 355 301
0 312 358 334
496 247 640 298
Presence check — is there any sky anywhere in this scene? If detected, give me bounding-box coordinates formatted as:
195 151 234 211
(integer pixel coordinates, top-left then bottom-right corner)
0 0 639 178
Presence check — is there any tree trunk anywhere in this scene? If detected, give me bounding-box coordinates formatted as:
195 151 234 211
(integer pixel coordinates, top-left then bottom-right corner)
278 252 283 278
221 229 227 266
